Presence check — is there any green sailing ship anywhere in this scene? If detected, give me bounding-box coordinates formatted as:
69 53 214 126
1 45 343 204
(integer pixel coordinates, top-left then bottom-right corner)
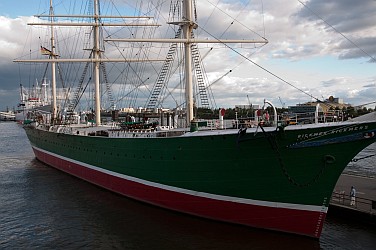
15 0 376 238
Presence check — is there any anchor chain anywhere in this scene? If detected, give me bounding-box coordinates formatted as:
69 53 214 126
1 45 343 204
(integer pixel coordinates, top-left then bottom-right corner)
236 127 265 146
258 124 333 188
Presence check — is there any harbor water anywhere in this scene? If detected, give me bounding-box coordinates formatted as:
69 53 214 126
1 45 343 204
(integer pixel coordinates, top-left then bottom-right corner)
1 122 375 249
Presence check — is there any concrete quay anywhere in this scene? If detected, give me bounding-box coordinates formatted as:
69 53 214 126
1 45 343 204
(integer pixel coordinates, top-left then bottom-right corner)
329 174 376 225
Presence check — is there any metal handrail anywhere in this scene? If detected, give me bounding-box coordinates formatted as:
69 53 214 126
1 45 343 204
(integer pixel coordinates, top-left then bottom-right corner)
331 191 375 214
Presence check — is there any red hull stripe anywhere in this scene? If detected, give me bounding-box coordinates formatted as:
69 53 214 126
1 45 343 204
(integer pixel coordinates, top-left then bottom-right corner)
32 146 326 237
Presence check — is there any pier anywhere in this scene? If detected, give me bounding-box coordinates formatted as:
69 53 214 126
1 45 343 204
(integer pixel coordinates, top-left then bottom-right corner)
329 174 376 224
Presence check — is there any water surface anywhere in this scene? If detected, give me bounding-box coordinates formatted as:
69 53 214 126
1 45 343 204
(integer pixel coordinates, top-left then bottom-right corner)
1 122 375 249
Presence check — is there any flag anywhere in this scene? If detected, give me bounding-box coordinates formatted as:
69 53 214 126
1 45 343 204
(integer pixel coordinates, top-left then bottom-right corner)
40 46 52 55
40 46 59 57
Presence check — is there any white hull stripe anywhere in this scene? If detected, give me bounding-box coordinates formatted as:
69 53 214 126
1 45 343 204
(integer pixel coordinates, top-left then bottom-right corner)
33 146 328 213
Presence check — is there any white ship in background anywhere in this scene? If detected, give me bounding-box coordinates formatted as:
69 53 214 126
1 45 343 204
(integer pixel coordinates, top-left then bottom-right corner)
0 108 16 121
16 78 51 122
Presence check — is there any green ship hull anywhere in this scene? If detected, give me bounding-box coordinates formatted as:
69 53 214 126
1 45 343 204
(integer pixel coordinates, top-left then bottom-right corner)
24 120 376 238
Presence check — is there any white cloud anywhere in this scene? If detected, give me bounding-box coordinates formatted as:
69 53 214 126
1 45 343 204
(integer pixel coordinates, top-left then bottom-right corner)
1 0 376 111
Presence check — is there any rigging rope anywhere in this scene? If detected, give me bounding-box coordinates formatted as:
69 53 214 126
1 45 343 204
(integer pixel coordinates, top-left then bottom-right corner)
351 154 376 162
206 0 266 39
199 25 333 105
198 0 220 37
218 0 251 40
297 0 376 63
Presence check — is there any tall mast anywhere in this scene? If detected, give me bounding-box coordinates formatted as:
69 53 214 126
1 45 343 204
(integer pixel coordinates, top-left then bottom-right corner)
50 0 57 122
94 0 101 125
183 0 194 124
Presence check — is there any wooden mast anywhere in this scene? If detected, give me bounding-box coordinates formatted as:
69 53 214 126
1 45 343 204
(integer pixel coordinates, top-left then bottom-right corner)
49 0 57 122
93 0 101 125
183 0 194 125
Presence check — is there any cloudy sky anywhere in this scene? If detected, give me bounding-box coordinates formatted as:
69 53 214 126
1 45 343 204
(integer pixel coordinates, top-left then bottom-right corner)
0 0 375 111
